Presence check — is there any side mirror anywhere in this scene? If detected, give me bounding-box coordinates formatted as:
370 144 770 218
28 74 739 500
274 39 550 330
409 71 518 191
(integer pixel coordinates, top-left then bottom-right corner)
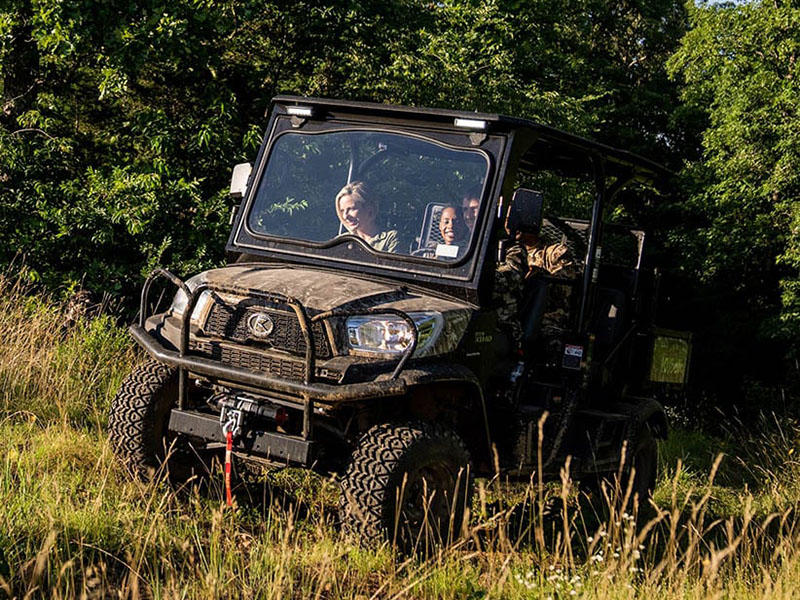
229 162 252 200
506 188 544 235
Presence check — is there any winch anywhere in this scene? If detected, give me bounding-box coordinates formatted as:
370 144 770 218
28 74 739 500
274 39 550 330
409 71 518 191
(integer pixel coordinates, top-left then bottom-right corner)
216 393 289 439
214 392 289 508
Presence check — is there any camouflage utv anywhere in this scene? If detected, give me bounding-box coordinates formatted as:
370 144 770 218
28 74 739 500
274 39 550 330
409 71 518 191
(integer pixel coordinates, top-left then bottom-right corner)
108 96 690 549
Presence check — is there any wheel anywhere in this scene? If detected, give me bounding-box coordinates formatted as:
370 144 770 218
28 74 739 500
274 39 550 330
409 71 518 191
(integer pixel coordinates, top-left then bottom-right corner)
108 359 180 476
581 422 658 513
628 423 658 506
339 421 473 553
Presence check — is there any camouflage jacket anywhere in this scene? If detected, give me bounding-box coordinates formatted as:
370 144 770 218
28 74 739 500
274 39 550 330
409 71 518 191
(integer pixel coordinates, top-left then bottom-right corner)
525 238 579 332
493 241 527 344
525 239 578 279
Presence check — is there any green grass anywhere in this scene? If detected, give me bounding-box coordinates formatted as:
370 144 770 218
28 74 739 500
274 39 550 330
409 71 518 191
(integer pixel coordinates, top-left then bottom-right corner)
1 275 800 599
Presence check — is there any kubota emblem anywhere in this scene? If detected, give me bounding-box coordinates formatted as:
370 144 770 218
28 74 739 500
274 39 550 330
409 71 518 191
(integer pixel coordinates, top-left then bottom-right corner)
246 312 274 339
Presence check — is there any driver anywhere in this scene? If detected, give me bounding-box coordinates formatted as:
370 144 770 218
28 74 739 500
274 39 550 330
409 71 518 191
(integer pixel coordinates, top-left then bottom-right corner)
335 181 398 253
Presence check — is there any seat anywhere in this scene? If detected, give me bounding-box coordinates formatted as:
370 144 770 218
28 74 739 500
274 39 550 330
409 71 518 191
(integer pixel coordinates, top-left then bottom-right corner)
521 277 549 345
415 203 447 251
591 287 627 362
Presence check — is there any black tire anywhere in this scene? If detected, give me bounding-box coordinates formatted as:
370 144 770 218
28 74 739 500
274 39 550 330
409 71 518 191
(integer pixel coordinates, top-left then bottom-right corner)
582 423 658 513
628 424 658 506
339 422 473 553
108 359 179 476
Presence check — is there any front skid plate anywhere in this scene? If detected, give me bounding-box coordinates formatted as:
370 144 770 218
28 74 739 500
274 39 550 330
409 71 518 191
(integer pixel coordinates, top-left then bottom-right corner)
168 409 313 465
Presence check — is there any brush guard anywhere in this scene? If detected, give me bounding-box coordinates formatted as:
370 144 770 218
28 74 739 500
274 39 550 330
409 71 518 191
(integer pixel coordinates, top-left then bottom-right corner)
137 268 418 443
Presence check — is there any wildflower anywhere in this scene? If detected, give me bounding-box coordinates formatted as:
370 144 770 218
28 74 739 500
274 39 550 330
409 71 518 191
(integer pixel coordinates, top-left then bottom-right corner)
632 550 641 560
587 536 594 543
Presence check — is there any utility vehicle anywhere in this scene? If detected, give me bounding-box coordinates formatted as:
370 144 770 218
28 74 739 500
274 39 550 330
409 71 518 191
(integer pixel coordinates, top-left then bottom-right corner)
109 96 690 549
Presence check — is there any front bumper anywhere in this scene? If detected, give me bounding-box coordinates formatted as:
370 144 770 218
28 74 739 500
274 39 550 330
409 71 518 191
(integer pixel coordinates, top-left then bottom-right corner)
168 408 313 465
135 268 480 468
132 324 408 404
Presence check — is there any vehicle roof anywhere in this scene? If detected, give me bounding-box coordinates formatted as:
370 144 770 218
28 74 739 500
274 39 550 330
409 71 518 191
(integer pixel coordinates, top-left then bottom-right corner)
272 95 673 186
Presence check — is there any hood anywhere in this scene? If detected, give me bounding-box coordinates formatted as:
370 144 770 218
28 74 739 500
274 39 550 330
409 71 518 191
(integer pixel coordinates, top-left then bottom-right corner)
192 264 471 314
188 265 473 358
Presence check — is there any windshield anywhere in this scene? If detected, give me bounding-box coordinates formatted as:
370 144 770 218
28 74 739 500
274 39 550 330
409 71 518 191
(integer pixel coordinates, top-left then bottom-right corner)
246 130 489 261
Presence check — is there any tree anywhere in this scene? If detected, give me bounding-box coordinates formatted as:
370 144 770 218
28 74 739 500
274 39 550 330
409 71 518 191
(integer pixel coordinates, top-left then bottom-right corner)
0 0 688 302
668 0 800 353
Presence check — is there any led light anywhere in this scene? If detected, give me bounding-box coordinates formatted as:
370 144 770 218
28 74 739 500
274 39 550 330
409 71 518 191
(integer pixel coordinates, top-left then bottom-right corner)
286 105 315 118
346 312 442 356
454 117 488 130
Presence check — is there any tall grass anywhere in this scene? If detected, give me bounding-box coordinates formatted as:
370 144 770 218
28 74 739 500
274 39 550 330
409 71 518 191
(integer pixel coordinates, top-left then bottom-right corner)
1 274 799 599
0 274 135 430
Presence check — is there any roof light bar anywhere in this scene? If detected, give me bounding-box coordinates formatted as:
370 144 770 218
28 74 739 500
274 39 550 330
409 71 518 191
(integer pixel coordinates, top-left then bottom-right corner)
286 105 315 118
454 117 488 130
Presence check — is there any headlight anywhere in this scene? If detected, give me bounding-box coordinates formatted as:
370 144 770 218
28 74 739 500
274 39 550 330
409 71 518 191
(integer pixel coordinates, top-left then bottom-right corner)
169 288 213 325
346 311 442 356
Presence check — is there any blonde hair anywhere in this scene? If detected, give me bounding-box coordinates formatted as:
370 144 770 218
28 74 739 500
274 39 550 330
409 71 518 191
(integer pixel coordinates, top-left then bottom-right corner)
335 181 377 214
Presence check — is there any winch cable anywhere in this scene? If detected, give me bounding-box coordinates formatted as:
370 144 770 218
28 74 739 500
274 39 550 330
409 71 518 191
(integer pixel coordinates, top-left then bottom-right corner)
224 429 234 508
220 407 242 509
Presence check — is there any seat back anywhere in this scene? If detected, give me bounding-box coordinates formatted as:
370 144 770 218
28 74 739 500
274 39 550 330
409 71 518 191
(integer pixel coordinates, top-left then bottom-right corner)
416 202 447 251
591 286 627 362
521 278 549 344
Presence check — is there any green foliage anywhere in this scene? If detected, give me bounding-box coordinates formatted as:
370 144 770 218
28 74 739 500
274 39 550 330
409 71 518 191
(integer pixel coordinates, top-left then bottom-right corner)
668 0 800 349
0 0 688 302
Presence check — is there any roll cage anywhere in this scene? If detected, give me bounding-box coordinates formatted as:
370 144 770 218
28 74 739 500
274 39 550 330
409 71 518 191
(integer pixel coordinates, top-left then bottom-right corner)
227 95 673 321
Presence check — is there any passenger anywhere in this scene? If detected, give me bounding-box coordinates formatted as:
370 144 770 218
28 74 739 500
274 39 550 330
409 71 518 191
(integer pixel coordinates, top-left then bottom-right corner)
419 204 469 259
461 191 481 233
493 191 587 347
493 236 527 347
438 205 469 255
519 229 578 333
335 181 398 253
491 198 528 347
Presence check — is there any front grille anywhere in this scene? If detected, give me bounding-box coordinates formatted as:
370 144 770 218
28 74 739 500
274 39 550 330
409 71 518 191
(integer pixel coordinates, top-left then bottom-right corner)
191 341 308 380
202 299 331 359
